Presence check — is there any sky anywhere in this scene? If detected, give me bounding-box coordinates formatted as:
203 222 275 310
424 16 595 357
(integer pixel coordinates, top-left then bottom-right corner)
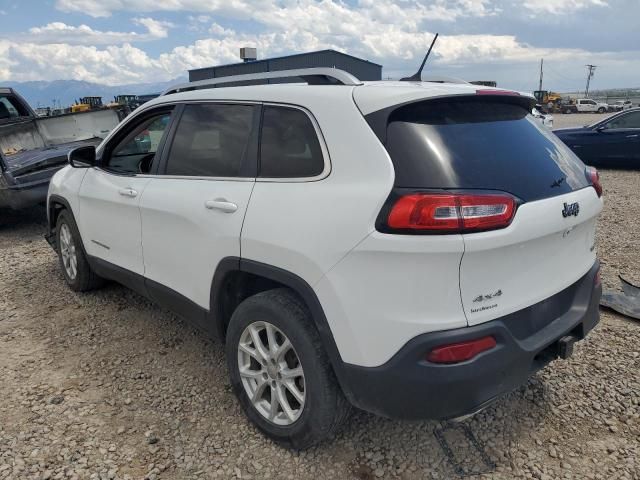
0 0 639 92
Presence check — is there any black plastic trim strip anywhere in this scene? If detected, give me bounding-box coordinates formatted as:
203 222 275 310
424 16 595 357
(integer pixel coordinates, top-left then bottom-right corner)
209 257 351 391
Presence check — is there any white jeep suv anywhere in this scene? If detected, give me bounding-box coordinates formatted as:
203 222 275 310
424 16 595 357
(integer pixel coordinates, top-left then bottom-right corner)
46 69 603 449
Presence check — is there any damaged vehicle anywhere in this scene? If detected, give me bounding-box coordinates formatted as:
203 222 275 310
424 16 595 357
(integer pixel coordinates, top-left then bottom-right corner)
46 68 603 449
0 87 119 210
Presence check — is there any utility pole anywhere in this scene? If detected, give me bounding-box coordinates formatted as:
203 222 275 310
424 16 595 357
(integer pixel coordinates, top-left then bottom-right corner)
538 58 544 92
585 65 597 97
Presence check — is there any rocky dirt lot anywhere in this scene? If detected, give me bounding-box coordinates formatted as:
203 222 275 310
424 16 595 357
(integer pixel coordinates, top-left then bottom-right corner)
552 112 609 130
1 169 639 480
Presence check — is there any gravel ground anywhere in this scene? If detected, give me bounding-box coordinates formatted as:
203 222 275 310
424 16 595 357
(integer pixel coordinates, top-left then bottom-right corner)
1 167 639 480
552 112 612 130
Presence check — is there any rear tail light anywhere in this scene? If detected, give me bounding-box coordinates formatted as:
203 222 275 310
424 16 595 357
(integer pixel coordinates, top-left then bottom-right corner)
586 167 603 197
427 336 497 364
385 193 517 234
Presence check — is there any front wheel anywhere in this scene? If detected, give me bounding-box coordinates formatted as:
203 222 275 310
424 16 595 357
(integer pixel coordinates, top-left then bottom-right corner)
598 107 606 113
56 210 104 291
225 288 349 450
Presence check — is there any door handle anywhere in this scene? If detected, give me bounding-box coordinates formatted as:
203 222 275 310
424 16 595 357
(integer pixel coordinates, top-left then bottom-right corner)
205 199 238 213
118 187 138 198
626 134 638 138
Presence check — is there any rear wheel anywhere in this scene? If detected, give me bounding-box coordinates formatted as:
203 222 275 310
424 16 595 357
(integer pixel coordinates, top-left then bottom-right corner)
56 210 104 291
598 107 606 113
226 288 349 449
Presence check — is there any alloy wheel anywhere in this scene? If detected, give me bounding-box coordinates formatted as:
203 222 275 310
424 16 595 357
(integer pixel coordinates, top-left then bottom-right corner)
59 223 78 280
237 321 306 426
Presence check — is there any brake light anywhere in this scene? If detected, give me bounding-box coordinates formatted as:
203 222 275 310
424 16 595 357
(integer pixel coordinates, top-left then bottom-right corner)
427 336 497 364
586 167 602 197
386 193 516 233
476 89 520 96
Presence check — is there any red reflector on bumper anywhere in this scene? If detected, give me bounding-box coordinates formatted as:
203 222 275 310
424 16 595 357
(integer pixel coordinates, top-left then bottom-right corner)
427 336 497 364
594 268 601 287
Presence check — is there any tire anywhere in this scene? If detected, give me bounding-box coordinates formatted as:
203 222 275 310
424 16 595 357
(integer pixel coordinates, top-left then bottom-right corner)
598 107 606 114
564 108 572 114
56 210 104 292
225 288 350 450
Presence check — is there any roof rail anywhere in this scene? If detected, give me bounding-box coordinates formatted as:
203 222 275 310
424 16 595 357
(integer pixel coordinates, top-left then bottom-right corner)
162 68 362 96
421 75 470 85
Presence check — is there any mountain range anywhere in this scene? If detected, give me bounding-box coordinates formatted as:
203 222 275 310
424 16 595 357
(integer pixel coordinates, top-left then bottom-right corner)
3 79 187 109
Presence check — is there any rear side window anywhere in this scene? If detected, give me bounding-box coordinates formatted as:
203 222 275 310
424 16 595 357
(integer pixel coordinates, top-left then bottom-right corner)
378 98 589 202
166 104 255 177
0 96 29 119
259 106 324 178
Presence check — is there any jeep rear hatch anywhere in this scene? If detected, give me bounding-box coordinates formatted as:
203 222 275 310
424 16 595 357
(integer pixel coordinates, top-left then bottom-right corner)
365 95 590 201
365 93 602 326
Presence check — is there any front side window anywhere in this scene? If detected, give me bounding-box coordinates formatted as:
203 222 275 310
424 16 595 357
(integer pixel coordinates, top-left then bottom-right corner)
605 111 640 129
165 104 255 177
105 111 172 174
259 106 324 178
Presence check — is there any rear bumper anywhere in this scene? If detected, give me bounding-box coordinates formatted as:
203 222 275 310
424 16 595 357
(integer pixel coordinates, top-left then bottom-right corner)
338 261 601 420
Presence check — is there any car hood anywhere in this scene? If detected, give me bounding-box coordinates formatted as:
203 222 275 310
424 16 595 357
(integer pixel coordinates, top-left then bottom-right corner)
553 127 589 136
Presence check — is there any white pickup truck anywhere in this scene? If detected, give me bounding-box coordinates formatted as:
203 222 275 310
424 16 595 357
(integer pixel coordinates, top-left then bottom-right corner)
575 98 609 114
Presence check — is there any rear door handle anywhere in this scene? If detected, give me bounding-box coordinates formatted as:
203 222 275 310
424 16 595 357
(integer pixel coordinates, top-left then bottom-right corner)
118 187 138 198
205 199 238 213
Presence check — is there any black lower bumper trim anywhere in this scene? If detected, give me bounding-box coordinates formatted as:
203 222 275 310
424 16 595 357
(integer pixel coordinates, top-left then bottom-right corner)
339 261 601 420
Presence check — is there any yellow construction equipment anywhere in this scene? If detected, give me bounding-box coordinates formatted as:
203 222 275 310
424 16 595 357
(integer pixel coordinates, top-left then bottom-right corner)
533 90 562 105
71 96 103 113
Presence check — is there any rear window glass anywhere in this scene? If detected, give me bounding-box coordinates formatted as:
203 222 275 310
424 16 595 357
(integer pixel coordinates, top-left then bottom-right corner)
0 96 29 120
382 98 589 201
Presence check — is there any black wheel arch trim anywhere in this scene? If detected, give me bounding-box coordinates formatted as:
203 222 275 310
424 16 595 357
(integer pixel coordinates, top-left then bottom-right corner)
209 257 353 395
46 195 78 251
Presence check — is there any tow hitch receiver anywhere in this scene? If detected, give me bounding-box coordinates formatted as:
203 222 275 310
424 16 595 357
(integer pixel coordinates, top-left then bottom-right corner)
558 335 576 359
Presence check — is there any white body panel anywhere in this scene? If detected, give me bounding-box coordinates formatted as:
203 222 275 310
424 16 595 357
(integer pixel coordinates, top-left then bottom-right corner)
532 108 553 128
77 169 150 275
241 90 394 287
315 233 465 366
460 187 602 325
139 177 254 308
47 165 88 220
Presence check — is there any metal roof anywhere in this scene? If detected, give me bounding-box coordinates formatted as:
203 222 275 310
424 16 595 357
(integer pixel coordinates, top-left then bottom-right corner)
188 49 382 74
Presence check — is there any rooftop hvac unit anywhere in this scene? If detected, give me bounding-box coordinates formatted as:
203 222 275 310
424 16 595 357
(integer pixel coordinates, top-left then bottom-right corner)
240 47 257 62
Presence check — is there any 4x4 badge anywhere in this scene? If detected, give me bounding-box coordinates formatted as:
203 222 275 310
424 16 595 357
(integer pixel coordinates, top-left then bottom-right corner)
473 290 502 303
562 202 580 218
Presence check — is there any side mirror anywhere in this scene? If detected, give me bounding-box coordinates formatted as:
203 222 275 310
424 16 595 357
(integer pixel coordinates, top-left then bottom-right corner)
596 125 607 132
68 145 96 168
